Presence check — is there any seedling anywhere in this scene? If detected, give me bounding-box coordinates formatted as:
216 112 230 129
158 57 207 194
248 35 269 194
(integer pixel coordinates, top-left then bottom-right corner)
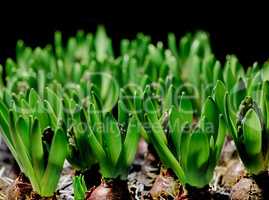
0 88 68 197
224 81 269 175
73 175 87 200
145 90 226 188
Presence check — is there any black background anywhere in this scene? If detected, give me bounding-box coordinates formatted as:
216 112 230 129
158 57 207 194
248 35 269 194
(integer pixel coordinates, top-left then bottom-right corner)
0 3 268 68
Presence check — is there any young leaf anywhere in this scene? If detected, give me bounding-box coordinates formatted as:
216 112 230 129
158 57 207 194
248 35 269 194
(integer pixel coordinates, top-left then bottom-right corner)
145 99 167 144
36 103 50 131
95 26 108 62
45 87 62 118
73 176 87 200
3 90 13 108
118 99 128 124
213 80 226 114
122 116 140 166
231 77 247 109
224 93 237 140
0 110 14 149
224 61 236 91
88 103 103 144
31 119 45 181
186 130 210 180
179 33 191 60
41 129 67 196
44 100 57 128
201 97 219 137
10 112 39 192
147 113 186 183
16 117 30 155
38 70 45 99
29 88 39 108
54 31 63 59
88 126 107 162
163 84 174 112
215 115 226 160
179 92 193 124
169 105 191 159
242 109 262 156
73 121 95 169
103 114 122 166
262 81 269 131
201 54 214 84
213 60 221 84
0 101 9 122
168 33 178 57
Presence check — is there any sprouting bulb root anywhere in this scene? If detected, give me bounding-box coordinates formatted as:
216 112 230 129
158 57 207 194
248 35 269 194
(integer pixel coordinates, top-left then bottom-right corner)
7 173 57 200
150 168 181 199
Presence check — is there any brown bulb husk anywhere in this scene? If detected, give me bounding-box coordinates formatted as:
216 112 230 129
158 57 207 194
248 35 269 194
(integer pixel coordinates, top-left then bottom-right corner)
150 168 181 199
6 173 57 200
135 139 149 161
86 178 130 200
219 137 238 166
230 178 262 200
221 159 246 189
231 172 269 200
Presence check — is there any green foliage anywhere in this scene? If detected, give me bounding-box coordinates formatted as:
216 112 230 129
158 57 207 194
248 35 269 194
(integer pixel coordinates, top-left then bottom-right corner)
73 175 87 200
0 88 68 197
65 89 141 179
224 81 269 175
145 91 226 188
89 112 141 179
1 26 269 193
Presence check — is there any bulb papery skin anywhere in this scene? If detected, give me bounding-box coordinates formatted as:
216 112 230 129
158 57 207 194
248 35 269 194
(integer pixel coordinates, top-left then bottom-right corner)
86 179 130 200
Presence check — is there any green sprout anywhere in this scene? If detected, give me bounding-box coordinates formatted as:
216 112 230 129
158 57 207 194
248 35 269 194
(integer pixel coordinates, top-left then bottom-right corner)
61 82 141 179
2 25 269 199
223 81 269 175
145 90 226 188
168 32 222 112
0 88 68 197
222 55 268 112
223 55 245 93
215 54 269 175
63 90 101 171
73 175 88 200
83 108 140 179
